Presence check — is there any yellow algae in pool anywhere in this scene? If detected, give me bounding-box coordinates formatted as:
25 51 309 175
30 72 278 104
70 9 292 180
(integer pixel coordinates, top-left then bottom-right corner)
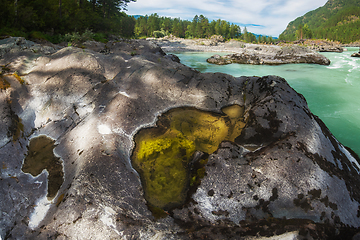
222 105 246 141
22 135 64 200
131 105 246 211
136 132 196 210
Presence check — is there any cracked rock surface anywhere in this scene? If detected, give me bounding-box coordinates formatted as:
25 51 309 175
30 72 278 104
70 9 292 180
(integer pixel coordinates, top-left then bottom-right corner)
1 37 360 239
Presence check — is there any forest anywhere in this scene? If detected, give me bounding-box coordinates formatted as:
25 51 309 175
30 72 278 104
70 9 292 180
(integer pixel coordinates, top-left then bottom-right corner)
0 0 274 44
0 0 137 42
134 14 274 43
280 0 360 43
1 0 360 44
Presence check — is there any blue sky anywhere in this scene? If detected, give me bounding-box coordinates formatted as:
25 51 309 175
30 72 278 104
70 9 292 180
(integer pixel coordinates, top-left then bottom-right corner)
125 0 328 37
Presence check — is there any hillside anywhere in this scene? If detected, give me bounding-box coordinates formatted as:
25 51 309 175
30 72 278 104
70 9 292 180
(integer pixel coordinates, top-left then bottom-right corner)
280 0 360 43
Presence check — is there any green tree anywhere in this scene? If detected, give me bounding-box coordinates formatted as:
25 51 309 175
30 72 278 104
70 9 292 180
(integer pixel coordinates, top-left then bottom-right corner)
215 19 221 36
172 18 182 37
161 17 172 33
296 24 303 39
220 20 230 38
302 24 313 39
230 23 241 38
189 15 198 37
197 15 209 38
147 13 160 36
243 26 248 41
135 16 148 37
208 20 216 36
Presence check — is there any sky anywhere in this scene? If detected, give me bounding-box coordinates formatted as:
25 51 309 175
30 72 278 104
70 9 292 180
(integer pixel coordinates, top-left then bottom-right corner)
125 0 328 37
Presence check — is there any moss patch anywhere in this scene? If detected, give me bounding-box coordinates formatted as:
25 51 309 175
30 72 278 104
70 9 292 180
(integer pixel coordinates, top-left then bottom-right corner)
0 76 11 90
12 72 25 85
22 135 64 200
131 105 246 212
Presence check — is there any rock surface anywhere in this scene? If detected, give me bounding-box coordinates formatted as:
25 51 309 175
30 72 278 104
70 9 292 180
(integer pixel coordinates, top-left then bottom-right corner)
293 39 344 53
207 45 331 65
317 45 344 53
351 52 360 57
1 37 360 239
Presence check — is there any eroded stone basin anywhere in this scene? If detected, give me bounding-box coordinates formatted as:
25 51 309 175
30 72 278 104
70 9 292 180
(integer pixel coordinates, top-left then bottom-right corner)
22 135 64 200
131 105 245 213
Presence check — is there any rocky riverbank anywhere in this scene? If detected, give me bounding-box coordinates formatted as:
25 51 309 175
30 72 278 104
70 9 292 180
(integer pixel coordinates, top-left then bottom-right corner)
206 45 331 65
153 37 331 65
1 37 360 239
291 39 344 53
153 36 347 54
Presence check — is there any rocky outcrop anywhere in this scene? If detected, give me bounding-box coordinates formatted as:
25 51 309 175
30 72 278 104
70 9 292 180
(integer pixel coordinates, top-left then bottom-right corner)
207 45 331 65
351 52 360 57
197 35 225 46
294 39 345 53
1 37 360 239
317 45 344 53
343 42 360 47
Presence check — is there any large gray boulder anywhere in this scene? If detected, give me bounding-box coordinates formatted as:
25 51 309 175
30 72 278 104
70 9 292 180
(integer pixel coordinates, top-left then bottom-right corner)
0 37 359 239
207 45 331 65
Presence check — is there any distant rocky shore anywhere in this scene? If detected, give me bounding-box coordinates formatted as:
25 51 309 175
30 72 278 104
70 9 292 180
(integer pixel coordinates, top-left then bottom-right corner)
152 36 352 54
152 37 356 65
206 45 331 65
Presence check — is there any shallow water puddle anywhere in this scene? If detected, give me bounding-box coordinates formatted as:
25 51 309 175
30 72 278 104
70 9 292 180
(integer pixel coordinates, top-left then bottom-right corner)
22 135 63 200
131 105 245 213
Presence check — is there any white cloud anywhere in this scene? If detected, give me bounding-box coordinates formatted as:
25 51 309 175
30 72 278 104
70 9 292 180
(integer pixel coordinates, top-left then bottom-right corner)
126 0 328 36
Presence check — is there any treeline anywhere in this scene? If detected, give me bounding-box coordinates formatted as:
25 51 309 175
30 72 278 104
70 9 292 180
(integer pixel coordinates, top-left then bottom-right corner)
135 14 275 43
0 1 275 44
0 0 136 42
280 1 360 43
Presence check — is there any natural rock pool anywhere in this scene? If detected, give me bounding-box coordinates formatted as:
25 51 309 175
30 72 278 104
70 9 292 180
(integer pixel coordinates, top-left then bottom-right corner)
22 135 63 200
172 47 360 156
131 105 245 213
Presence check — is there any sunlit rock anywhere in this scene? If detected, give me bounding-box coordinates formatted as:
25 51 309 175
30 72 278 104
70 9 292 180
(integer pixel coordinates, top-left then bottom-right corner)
0 37 360 239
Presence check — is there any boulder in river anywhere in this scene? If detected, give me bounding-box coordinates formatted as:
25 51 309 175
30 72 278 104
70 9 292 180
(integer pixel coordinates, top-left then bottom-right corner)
207 45 331 65
0 37 359 239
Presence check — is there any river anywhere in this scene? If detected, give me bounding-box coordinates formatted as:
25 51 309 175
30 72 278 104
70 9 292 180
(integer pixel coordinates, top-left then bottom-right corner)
173 48 360 156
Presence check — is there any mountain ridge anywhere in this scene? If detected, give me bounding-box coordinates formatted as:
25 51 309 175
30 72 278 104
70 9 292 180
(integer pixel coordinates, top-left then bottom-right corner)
280 0 360 43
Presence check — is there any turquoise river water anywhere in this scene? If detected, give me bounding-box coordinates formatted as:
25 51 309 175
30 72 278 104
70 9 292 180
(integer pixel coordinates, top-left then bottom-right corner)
173 48 360 156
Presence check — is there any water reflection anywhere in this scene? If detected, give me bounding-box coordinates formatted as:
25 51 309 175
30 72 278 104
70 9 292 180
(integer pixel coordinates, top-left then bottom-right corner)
22 135 63 200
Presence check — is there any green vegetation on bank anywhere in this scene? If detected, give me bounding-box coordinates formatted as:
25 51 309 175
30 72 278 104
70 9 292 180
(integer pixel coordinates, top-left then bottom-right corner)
280 0 360 43
135 14 275 43
0 0 136 43
0 0 274 44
